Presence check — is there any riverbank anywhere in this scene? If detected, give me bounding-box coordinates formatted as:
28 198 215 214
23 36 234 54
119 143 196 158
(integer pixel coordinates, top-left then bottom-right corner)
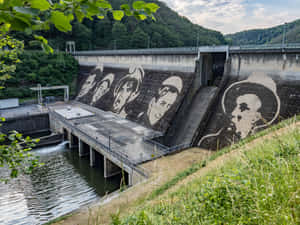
52 116 300 225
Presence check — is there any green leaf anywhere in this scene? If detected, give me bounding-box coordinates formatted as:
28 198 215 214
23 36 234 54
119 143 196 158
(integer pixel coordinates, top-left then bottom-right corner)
75 9 85 22
50 11 73 32
133 1 145 10
29 0 51 11
145 3 159 13
13 7 39 16
96 1 112 9
112 10 124 21
121 4 132 16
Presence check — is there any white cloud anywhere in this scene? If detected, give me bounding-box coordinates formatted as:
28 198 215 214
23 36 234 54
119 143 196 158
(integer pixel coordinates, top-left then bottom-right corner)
161 0 300 34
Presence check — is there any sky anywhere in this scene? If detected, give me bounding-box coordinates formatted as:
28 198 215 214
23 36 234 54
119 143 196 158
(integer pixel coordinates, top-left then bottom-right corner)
160 0 300 34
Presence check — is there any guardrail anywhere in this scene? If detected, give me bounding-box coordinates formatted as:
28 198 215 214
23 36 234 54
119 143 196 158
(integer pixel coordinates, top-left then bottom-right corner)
49 109 149 177
73 44 300 56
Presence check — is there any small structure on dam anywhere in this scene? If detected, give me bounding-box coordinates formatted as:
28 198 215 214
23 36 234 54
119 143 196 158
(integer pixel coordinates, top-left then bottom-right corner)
48 101 165 185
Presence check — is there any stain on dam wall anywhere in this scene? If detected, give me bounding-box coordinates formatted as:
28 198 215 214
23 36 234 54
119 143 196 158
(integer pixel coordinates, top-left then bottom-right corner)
76 65 194 132
198 52 300 150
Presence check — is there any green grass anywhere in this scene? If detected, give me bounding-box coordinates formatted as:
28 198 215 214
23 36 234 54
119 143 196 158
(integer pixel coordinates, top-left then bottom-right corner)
113 121 300 224
147 115 300 200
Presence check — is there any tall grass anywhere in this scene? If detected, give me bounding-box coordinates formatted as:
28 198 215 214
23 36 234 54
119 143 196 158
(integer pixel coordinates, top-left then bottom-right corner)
114 127 300 224
148 115 300 200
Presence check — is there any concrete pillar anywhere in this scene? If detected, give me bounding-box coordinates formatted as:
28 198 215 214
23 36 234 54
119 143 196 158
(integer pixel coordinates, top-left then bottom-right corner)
104 157 121 178
90 147 96 167
79 139 90 157
79 139 83 157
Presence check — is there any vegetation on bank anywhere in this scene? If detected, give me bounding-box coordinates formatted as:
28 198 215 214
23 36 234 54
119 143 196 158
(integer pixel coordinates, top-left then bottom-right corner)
111 117 300 224
0 51 78 100
226 18 300 45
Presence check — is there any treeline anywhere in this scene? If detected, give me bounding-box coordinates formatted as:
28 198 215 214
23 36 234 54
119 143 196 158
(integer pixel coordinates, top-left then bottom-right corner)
227 19 300 45
13 0 226 51
0 51 78 100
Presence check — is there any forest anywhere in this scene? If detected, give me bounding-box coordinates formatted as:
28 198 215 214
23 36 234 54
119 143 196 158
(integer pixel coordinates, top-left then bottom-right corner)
12 0 226 51
227 19 300 45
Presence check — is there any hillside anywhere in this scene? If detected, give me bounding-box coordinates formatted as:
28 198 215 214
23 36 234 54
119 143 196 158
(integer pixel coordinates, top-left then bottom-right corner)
13 0 226 51
227 19 300 45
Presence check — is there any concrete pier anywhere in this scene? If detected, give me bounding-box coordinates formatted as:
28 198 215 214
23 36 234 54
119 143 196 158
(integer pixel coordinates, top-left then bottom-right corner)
90 147 96 167
104 157 122 178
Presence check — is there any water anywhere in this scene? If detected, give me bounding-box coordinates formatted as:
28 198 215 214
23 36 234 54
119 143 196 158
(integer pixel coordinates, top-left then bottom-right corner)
0 142 121 225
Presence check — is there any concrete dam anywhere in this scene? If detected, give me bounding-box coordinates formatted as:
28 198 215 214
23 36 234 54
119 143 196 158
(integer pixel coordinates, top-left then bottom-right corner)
75 45 300 151
2 45 300 187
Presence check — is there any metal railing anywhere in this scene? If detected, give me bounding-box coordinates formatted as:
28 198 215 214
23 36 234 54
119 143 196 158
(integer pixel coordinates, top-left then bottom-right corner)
49 109 149 177
73 44 300 56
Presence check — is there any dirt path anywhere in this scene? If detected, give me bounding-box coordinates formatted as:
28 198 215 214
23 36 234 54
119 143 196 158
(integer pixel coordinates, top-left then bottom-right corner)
53 148 211 225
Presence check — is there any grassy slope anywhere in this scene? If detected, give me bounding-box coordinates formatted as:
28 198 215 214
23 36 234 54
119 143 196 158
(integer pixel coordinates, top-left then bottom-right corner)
113 117 300 224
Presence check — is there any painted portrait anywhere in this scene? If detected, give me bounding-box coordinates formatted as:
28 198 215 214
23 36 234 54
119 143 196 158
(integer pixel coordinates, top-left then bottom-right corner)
199 72 280 149
91 73 115 105
138 76 183 128
76 65 102 100
112 66 144 118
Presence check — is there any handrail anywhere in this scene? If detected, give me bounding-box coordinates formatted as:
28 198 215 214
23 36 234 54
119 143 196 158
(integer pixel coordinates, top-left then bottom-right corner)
49 110 148 177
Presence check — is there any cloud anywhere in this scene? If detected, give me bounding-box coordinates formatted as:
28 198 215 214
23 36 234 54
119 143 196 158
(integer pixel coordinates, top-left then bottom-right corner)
161 0 300 34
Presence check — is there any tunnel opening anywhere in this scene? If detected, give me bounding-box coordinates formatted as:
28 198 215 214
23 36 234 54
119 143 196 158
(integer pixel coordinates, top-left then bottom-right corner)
200 52 226 87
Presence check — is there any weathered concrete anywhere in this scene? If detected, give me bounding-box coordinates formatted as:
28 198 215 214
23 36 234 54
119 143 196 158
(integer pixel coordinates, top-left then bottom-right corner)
166 86 219 147
199 51 300 149
0 113 50 136
104 156 122 178
90 147 96 167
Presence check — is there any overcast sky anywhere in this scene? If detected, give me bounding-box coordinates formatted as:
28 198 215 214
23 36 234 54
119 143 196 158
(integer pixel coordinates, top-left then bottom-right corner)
160 0 300 34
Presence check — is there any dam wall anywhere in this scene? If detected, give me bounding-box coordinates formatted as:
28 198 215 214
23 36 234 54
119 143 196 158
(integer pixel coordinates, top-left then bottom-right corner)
74 45 300 151
76 65 194 133
198 50 300 149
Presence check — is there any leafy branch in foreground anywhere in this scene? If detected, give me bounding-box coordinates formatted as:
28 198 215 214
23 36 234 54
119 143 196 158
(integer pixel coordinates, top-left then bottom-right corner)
0 0 159 52
0 121 43 183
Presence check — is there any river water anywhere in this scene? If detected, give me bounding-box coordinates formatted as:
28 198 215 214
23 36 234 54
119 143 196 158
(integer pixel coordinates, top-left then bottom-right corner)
0 142 121 225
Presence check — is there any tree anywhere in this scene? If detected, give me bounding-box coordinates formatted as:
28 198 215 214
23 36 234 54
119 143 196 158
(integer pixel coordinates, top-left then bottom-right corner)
0 0 159 181
130 26 148 48
0 0 160 52
112 22 129 49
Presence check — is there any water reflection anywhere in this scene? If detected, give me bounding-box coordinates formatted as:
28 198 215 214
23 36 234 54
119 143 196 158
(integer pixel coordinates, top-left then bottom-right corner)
0 143 121 225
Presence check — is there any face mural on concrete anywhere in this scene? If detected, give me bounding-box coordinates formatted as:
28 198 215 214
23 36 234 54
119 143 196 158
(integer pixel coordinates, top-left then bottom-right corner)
112 66 144 117
199 72 280 147
91 73 115 105
147 76 183 126
77 65 103 99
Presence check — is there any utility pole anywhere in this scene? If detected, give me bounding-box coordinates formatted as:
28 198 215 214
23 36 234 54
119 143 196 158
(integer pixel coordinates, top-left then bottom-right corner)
196 31 199 47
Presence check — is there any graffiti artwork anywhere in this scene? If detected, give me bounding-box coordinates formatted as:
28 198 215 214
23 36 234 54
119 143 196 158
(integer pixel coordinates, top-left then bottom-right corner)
76 65 102 100
76 65 193 132
112 66 144 118
199 72 280 149
138 76 183 127
91 73 115 105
